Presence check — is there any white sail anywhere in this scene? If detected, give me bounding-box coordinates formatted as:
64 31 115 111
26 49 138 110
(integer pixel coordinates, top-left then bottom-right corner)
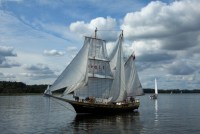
74 37 114 98
44 85 52 95
155 78 158 95
109 34 127 102
75 77 113 98
49 37 90 92
109 39 119 71
125 54 143 96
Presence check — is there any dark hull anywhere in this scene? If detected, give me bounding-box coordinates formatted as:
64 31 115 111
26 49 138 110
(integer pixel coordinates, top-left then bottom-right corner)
51 95 140 114
71 102 139 114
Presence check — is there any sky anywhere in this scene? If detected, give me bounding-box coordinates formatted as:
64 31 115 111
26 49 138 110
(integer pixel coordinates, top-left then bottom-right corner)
0 0 200 90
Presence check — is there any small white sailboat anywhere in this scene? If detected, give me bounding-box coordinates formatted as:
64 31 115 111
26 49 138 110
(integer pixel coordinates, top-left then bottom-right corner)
44 85 52 96
150 78 158 99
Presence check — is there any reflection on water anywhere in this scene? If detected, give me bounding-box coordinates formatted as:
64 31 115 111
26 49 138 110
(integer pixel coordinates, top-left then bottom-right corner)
70 112 143 134
154 99 158 122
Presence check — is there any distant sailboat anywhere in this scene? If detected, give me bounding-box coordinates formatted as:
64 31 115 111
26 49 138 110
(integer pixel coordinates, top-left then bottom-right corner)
150 78 158 99
44 85 52 96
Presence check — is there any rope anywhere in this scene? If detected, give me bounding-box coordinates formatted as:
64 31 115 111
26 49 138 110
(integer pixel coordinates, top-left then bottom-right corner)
50 97 76 113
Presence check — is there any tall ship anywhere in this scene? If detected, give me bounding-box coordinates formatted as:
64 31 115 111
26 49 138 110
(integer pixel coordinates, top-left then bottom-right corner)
44 29 143 114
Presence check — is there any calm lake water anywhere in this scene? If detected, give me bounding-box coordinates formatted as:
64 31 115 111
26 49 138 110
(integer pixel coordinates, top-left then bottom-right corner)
0 94 200 134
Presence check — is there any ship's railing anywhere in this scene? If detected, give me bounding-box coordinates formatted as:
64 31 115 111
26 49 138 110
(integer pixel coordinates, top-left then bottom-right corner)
70 95 140 105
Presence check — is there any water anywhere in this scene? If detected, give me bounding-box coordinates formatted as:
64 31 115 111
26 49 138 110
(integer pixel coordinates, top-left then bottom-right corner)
0 94 200 134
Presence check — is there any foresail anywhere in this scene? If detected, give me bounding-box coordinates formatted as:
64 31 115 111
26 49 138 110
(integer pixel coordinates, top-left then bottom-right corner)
109 35 127 102
49 37 90 92
125 54 143 96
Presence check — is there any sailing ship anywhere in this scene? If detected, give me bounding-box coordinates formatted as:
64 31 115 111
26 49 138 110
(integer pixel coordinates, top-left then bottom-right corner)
44 29 143 114
150 78 158 99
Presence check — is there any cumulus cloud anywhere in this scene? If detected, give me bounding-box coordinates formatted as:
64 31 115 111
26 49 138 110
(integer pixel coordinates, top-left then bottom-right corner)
161 31 199 50
0 60 20 68
69 16 119 41
0 46 20 68
123 39 176 63
66 46 77 52
137 52 176 62
0 46 17 57
166 61 196 75
120 0 200 83
22 63 57 79
121 0 200 65
0 72 16 80
136 62 152 72
122 0 200 40
65 46 78 58
43 49 65 56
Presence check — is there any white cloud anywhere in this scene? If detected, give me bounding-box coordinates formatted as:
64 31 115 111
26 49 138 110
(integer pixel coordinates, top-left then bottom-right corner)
0 46 20 68
119 0 200 89
125 39 161 56
66 46 77 52
22 63 57 79
43 49 65 56
0 11 73 83
166 60 196 75
0 46 17 57
69 16 119 41
121 0 200 40
0 72 16 81
0 60 20 68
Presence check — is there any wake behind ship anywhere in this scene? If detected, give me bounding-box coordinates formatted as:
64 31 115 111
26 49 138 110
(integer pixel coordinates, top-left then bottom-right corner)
44 29 143 114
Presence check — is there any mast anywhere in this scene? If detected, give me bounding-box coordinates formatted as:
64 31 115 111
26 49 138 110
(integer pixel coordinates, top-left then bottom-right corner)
95 27 97 38
93 28 97 77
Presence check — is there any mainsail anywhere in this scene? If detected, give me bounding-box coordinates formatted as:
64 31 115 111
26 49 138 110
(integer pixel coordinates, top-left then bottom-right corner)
49 30 143 102
125 54 143 96
75 37 113 98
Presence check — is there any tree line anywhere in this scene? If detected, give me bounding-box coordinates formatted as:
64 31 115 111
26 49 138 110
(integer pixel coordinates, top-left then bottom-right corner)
143 88 200 93
0 81 200 94
0 81 47 94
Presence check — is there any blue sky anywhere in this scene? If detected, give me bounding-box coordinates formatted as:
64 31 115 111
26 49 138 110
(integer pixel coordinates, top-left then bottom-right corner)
0 0 200 90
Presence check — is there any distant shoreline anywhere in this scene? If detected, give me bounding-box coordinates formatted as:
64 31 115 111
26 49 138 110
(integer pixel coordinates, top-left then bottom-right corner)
0 93 42 96
1 81 200 94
